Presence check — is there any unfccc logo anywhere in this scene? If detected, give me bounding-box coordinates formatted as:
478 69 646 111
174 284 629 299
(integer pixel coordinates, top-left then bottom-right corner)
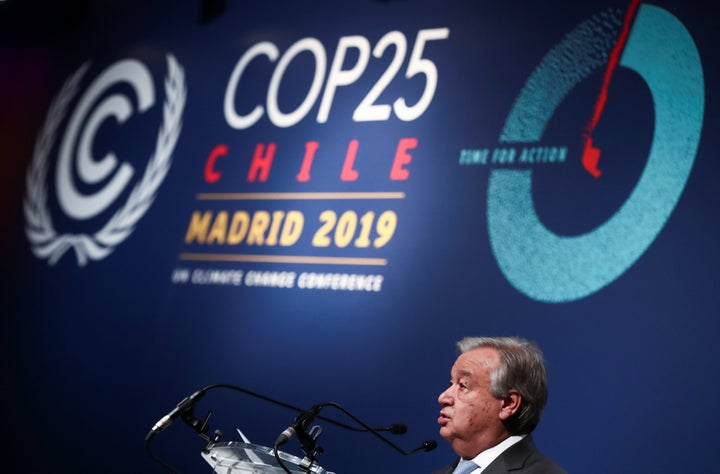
24 55 186 266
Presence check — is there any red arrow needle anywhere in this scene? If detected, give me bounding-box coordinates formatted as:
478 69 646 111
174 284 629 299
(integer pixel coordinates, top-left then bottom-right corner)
582 0 641 178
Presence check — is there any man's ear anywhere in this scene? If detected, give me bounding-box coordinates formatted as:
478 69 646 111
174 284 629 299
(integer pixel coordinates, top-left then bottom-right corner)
499 390 522 421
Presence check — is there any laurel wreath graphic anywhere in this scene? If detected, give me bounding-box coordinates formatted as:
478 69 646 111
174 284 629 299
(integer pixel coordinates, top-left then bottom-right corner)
23 55 186 266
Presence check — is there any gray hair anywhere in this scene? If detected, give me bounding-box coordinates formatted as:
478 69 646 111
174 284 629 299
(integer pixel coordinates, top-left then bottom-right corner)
457 336 548 435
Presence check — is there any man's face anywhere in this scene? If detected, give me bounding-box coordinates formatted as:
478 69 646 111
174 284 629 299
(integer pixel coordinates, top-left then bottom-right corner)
437 347 508 458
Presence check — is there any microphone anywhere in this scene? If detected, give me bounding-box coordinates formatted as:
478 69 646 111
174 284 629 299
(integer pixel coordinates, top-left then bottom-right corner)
275 404 323 447
146 389 206 442
322 402 436 456
384 423 407 435
410 439 438 453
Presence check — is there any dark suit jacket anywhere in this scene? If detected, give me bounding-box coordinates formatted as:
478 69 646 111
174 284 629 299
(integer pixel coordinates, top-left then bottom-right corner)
432 435 566 474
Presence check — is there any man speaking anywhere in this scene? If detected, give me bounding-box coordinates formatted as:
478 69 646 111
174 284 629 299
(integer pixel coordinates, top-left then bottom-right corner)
433 337 566 474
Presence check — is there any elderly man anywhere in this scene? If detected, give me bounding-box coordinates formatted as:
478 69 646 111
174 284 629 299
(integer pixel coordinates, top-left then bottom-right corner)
433 337 566 474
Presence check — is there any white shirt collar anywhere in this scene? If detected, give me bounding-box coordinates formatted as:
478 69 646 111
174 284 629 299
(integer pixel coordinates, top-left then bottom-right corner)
467 434 526 472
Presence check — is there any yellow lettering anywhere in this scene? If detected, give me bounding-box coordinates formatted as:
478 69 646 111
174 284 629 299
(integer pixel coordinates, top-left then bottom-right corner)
185 211 212 244
227 211 250 245
207 211 229 244
247 211 270 245
280 211 304 246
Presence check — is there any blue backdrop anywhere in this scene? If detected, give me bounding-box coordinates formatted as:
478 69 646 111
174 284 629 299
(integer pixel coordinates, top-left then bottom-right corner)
1 0 718 472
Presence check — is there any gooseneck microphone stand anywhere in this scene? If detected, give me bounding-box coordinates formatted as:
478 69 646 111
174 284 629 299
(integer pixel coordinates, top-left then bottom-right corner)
146 383 436 473
272 401 437 474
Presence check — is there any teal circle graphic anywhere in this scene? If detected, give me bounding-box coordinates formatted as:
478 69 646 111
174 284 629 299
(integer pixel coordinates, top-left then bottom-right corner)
487 5 705 303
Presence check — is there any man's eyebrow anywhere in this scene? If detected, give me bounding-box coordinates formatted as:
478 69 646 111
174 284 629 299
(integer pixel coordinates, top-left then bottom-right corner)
453 368 473 378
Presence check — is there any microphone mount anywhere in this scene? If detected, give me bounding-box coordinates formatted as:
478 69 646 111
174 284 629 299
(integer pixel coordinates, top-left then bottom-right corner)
275 404 326 461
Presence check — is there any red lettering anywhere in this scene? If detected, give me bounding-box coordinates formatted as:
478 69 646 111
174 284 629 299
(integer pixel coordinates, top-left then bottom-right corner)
248 142 277 182
232 138 413 184
296 141 320 182
340 139 360 182
204 144 228 183
390 137 417 181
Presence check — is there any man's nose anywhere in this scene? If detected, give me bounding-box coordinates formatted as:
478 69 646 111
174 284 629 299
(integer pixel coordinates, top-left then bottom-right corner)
438 386 453 405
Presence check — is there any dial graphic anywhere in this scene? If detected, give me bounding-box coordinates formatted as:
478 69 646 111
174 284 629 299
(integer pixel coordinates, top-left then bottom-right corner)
487 3 705 303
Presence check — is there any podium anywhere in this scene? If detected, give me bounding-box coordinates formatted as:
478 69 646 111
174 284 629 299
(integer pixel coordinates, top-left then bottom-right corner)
202 441 331 474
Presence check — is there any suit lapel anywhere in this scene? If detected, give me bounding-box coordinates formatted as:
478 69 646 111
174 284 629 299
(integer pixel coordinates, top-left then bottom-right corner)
479 436 536 473
434 437 538 474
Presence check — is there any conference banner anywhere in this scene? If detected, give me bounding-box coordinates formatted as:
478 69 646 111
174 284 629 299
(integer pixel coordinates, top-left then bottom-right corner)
1 0 717 472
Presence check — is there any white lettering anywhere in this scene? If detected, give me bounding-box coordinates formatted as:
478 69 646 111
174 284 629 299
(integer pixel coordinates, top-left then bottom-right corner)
222 28 450 129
